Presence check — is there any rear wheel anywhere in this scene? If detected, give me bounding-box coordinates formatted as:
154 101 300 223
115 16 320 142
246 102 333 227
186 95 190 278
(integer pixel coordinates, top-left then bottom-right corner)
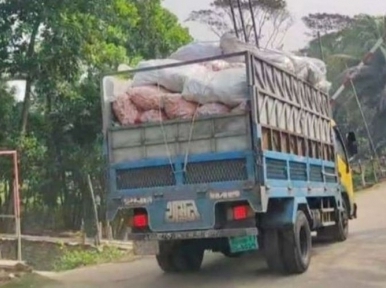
281 211 312 274
263 210 312 274
263 229 285 273
156 241 204 273
156 242 178 273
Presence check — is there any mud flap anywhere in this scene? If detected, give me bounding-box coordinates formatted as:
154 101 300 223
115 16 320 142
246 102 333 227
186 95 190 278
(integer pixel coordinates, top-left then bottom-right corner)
261 197 309 228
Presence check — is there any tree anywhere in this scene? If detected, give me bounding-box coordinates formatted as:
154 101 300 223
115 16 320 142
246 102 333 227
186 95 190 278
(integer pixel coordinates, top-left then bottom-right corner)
127 0 192 59
0 0 192 232
187 0 293 49
301 14 386 155
0 0 138 134
302 13 355 37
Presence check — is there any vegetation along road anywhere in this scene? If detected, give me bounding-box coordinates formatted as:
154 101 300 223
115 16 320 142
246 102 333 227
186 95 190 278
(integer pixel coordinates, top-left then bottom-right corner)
32 182 386 288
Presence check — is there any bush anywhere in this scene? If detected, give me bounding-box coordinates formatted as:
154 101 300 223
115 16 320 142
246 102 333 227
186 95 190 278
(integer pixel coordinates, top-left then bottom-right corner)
54 245 126 271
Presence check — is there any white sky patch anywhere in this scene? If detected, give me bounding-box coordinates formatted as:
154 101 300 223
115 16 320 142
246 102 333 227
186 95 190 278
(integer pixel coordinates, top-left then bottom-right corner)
7 80 25 102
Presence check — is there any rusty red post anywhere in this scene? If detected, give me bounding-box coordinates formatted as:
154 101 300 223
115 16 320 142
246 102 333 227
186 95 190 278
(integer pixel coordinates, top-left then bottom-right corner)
0 150 22 261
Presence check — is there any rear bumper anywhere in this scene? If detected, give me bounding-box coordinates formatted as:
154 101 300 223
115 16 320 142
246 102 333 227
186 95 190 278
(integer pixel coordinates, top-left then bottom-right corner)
128 227 258 241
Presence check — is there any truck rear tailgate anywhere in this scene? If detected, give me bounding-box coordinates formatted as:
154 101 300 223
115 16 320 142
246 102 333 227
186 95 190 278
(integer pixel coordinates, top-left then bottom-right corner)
109 112 251 163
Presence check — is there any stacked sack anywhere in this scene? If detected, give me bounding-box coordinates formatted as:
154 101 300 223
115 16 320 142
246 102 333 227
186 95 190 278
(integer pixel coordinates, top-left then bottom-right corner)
112 65 249 126
111 33 331 126
112 86 248 126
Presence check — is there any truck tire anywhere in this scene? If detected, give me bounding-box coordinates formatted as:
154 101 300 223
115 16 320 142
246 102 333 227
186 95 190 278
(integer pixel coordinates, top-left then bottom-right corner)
263 229 285 273
156 241 204 273
317 197 349 242
156 242 179 273
281 210 312 274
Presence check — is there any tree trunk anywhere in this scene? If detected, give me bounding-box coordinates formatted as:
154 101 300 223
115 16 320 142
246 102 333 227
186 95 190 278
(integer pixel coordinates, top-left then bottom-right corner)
20 21 41 135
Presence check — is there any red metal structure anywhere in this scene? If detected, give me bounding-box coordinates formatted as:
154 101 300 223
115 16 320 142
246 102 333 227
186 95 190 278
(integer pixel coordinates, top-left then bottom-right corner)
0 150 22 261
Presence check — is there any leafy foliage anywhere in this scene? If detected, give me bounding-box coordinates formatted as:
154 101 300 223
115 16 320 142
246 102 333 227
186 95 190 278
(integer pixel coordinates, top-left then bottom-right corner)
0 0 191 232
302 13 355 37
187 0 293 48
54 245 126 271
302 13 386 155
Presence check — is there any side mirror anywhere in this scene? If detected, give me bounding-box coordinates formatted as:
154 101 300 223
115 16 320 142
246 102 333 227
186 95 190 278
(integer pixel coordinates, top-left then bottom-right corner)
346 131 358 156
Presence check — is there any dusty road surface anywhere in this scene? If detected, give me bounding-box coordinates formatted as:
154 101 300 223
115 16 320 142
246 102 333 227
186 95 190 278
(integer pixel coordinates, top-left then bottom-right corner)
43 183 386 288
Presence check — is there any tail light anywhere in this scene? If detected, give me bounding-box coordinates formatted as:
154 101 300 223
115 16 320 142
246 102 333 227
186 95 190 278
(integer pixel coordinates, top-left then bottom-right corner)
227 204 254 221
133 211 148 228
233 205 248 220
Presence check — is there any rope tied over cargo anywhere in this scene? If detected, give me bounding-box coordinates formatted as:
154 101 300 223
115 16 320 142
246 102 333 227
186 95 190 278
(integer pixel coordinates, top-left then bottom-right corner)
158 91 199 174
155 63 213 175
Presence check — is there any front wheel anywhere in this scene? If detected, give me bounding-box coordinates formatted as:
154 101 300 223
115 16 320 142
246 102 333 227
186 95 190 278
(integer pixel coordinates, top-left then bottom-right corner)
317 197 349 242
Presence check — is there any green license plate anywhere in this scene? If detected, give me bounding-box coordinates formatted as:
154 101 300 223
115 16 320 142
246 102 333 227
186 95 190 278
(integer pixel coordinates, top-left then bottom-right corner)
228 235 258 253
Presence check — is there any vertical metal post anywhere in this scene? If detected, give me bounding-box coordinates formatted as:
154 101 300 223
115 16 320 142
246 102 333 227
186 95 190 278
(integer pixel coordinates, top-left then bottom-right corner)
0 151 22 262
236 0 248 42
228 0 239 39
88 174 101 246
13 152 22 262
248 0 259 47
347 70 378 160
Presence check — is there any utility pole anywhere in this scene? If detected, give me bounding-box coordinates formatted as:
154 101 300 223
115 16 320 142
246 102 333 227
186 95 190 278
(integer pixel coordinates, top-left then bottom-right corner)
228 0 239 39
236 0 248 42
248 0 259 47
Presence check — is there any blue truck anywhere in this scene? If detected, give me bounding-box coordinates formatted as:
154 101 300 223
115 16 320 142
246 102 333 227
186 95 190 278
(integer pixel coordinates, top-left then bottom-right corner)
101 51 358 274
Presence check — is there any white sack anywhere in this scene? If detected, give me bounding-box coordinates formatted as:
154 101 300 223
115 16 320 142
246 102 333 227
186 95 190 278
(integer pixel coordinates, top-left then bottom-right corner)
220 33 294 72
169 42 222 61
131 59 208 92
305 58 327 84
202 60 245 71
182 67 248 107
315 80 332 93
256 49 295 72
288 55 327 84
220 33 259 63
103 76 131 102
118 64 132 72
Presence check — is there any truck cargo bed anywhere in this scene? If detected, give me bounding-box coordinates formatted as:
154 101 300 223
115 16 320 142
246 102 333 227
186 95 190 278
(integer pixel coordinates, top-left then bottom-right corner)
102 51 338 226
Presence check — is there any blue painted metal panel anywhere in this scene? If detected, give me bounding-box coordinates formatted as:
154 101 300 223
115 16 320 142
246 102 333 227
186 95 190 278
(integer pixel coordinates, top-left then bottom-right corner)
111 151 254 191
114 182 261 232
261 197 310 228
106 149 260 227
147 197 215 232
262 150 340 200
110 151 252 170
264 150 336 167
114 180 252 198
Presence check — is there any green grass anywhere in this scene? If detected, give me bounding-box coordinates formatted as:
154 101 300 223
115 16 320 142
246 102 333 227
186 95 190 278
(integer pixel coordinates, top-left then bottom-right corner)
53 245 127 271
2 273 59 288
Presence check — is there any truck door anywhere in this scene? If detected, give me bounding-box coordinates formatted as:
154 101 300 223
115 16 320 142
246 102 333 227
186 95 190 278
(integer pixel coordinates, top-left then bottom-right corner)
333 126 355 215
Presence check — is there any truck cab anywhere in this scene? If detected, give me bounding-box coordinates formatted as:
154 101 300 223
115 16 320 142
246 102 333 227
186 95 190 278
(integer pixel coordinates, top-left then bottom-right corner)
332 120 357 220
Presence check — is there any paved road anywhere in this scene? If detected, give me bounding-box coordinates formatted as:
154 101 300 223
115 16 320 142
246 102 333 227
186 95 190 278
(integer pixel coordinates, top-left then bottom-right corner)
48 183 386 288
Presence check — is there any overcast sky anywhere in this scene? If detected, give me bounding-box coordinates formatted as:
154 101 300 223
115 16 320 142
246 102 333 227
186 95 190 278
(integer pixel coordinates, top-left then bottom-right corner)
163 0 386 50
9 0 386 101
